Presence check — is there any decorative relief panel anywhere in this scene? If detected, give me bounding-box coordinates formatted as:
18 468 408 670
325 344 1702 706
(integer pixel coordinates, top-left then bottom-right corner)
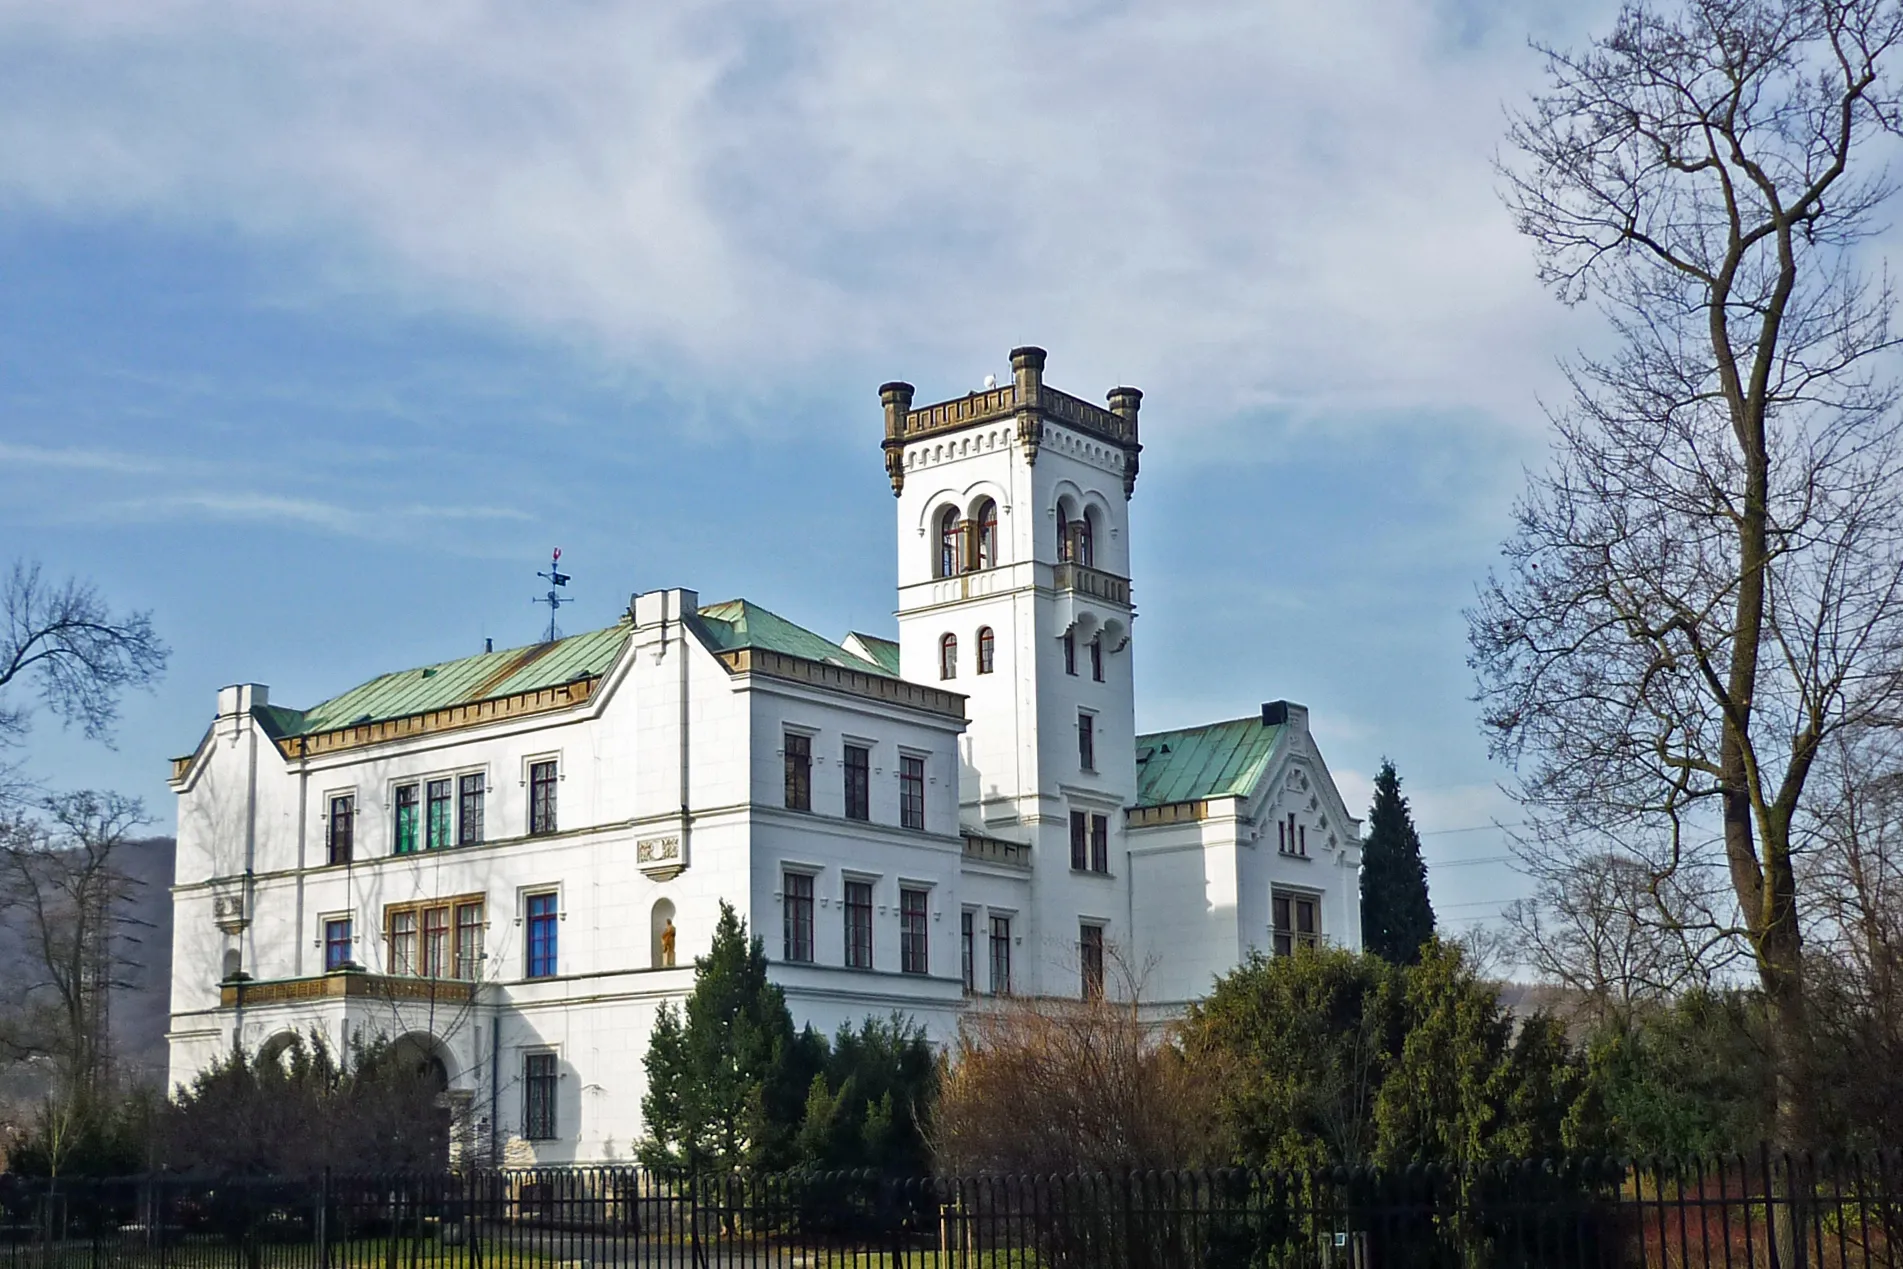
637 834 685 881
213 892 247 933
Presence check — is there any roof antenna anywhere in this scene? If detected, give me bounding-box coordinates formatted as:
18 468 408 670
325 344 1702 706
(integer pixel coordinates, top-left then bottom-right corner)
533 547 572 643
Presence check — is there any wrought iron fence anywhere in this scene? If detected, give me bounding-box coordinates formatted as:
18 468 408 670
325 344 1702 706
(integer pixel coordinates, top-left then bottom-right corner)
0 1149 1895 1268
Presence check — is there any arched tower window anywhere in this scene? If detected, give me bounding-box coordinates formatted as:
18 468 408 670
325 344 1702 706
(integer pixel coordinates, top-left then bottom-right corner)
977 627 995 674
937 507 961 578
939 633 958 680
1075 510 1096 567
974 499 998 569
1057 510 1073 562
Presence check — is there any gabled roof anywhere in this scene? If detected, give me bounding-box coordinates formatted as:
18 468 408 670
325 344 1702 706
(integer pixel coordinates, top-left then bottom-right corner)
274 623 632 738
843 632 902 675
690 600 895 677
1134 716 1283 807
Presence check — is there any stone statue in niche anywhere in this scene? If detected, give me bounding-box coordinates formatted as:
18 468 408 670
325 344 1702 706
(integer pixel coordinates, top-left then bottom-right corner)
660 918 677 967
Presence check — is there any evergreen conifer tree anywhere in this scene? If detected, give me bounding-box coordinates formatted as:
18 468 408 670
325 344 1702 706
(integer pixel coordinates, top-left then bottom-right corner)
638 902 807 1173
1359 759 1436 965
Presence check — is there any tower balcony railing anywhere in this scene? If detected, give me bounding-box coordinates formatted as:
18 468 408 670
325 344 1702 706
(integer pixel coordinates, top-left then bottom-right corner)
962 833 1032 870
1052 562 1130 607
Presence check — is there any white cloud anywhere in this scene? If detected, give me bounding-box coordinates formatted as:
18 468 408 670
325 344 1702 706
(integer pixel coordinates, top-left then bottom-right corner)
0 0 1606 439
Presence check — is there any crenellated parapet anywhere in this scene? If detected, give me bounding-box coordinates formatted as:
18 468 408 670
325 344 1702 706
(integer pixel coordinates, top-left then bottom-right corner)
878 346 1143 497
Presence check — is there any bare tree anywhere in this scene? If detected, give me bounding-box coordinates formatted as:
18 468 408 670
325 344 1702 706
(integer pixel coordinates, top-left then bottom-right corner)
934 956 1226 1177
0 561 168 788
1504 850 1738 1028
0 792 148 1099
1478 0 1903 1147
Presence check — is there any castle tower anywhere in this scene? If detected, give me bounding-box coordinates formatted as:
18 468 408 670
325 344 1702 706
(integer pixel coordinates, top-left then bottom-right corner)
883 347 1143 993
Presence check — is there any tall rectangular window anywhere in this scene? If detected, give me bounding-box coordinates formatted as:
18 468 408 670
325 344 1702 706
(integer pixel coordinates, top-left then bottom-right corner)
526 891 559 978
1063 631 1077 676
393 783 419 855
783 872 814 962
844 880 874 969
960 911 975 992
327 794 354 866
529 760 558 836
1090 813 1109 873
784 732 812 811
1080 924 1105 999
899 755 926 830
387 909 417 976
1090 636 1103 681
988 915 1012 995
323 918 353 971
1069 811 1089 870
422 905 451 978
455 901 486 980
457 773 485 846
900 888 928 975
844 744 870 821
523 1052 557 1140
1078 711 1095 771
426 779 453 850
1272 891 1320 957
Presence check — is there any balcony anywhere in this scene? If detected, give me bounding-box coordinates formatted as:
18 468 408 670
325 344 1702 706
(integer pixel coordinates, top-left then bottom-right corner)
1053 563 1130 607
962 834 1032 870
220 970 476 1009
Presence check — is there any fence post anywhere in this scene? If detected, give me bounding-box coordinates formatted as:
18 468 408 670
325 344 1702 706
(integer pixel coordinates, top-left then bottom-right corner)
315 1169 330 1269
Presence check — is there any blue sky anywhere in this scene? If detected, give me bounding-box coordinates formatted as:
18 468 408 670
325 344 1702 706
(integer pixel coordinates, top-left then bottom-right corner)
0 0 1610 935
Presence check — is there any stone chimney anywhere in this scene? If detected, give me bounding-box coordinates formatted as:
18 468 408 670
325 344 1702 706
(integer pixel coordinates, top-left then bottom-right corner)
879 380 915 496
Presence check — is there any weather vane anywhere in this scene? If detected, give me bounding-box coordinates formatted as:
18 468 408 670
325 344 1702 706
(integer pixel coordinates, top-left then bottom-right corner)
533 547 572 643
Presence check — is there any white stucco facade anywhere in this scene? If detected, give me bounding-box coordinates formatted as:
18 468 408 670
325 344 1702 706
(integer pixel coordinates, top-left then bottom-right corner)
166 346 1363 1164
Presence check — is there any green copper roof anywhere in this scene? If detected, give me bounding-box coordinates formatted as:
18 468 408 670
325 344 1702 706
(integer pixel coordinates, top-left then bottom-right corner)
844 632 902 675
691 600 895 676
282 623 632 736
1134 716 1283 807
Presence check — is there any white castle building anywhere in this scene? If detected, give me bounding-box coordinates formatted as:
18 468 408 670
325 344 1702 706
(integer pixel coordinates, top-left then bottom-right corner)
166 347 1364 1163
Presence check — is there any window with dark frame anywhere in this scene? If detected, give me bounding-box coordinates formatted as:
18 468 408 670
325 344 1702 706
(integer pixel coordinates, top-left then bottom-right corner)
845 880 874 969
976 499 998 569
1090 636 1103 681
977 627 995 674
960 911 975 992
988 915 1012 995
1090 813 1109 873
939 632 957 680
1271 891 1320 957
394 783 419 855
783 872 815 962
938 507 961 577
457 773 485 846
526 891 560 978
529 760 558 836
899 755 926 830
1069 811 1089 870
784 732 812 811
523 1052 557 1140
1057 513 1073 562
1080 924 1105 999
426 779 452 850
1078 711 1095 771
900 888 928 975
843 745 870 821
1063 631 1076 675
327 794 354 866
1074 514 1095 567
323 917 353 971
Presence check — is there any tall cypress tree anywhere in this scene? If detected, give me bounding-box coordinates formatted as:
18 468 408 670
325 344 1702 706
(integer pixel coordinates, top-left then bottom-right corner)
638 902 810 1173
1360 759 1435 964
